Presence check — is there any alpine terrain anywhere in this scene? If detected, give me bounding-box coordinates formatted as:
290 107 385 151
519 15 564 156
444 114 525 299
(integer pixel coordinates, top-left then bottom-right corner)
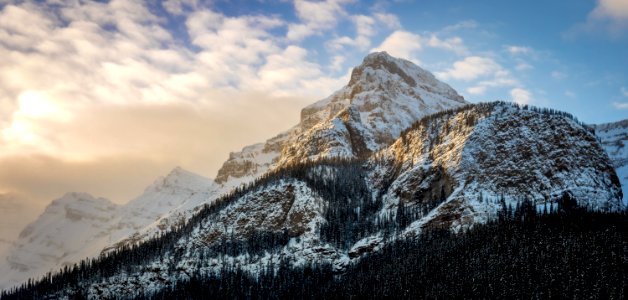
594 119 628 205
1 52 625 299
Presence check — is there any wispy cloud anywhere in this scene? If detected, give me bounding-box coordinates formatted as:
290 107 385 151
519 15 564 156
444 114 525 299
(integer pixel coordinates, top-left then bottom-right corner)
287 0 352 41
436 56 501 81
613 102 628 109
515 62 534 71
371 30 468 63
505 45 532 55
566 0 628 39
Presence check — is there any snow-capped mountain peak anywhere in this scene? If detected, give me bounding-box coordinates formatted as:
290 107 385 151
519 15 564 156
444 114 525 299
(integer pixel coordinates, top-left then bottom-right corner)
347 51 464 103
0 167 217 290
216 52 468 186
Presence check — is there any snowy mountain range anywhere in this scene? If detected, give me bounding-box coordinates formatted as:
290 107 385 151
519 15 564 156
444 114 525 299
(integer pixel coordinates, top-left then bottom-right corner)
0 52 625 294
0 168 217 290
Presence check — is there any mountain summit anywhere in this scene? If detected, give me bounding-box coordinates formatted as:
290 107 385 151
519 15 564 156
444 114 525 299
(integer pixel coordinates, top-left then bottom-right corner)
0 53 624 296
216 51 467 184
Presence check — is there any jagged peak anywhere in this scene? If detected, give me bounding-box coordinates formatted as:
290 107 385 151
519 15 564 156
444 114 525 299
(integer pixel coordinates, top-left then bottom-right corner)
349 51 416 86
347 52 464 103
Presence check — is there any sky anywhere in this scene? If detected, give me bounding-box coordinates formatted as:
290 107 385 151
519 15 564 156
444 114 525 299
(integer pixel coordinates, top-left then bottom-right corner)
0 0 627 218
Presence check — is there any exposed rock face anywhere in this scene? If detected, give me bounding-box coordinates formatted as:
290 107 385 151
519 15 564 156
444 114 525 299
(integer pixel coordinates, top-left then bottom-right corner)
213 132 291 185
372 103 622 230
215 51 467 185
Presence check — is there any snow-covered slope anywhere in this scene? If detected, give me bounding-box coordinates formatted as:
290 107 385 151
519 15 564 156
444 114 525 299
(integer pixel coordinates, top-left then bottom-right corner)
32 102 623 299
215 51 466 185
0 193 118 290
0 168 217 290
4 52 624 296
1 51 466 291
594 119 628 205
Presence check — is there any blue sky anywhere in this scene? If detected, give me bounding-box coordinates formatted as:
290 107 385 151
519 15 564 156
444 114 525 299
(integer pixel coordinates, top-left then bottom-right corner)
196 0 628 124
0 0 627 204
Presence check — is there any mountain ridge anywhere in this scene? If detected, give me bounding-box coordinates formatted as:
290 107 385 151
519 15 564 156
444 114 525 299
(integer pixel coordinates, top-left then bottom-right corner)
0 52 625 294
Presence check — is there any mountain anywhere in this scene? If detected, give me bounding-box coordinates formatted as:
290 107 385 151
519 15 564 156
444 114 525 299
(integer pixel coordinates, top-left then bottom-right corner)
0 168 216 290
594 119 628 205
0 52 468 291
1 52 624 296
5 101 622 299
215 51 466 185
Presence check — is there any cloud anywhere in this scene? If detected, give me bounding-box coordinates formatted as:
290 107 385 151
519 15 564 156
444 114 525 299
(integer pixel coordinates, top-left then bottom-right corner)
427 35 468 55
591 0 628 21
466 86 487 95
287 0 353 41
510 87 532 105
565 90 576 98
621 86 628 97
515 62 533 71
0 0 360 207
436 56 501 81
372 30 423 62
372 30 467 63
442 20 478 32
327 13 400 51
0 94 311 203
374 12 401 29
613 102 628 109
567 0 628 38
465 73 519 96
505 45 532 55
162 0 199 15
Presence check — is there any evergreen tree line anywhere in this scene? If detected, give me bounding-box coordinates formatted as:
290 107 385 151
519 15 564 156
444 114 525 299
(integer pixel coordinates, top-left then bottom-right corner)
148 203 628 300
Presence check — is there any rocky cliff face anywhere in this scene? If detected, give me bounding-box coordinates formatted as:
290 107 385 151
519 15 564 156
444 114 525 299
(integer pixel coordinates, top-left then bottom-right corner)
214 51 467 185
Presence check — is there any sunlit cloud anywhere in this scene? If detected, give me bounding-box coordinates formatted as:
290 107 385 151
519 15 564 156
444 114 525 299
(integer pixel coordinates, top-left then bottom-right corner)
567 0 628 38
436 56 501 81
510 87 533 105
372 30 467 64
0 0 365 205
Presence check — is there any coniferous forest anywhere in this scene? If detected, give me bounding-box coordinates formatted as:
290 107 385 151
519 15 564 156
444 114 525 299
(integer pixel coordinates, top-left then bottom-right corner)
3 202 627 299
146 208 628 300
